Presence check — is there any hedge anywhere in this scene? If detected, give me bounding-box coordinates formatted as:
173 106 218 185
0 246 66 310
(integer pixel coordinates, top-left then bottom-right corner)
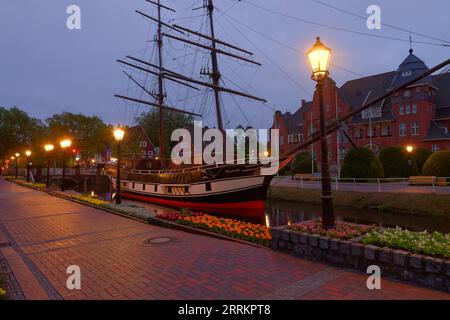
422 151 450 177
379 146 419 177
414 147 432 173
341 148 384 178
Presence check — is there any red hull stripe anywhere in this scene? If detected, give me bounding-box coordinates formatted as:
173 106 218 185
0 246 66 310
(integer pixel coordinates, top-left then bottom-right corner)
122 192 265 217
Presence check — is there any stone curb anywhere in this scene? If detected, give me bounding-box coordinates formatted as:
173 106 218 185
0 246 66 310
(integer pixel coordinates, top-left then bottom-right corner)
271 227 450 292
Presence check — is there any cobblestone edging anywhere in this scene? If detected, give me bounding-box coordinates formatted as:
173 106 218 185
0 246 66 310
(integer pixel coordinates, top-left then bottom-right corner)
0 251 25 300
271 226 450 292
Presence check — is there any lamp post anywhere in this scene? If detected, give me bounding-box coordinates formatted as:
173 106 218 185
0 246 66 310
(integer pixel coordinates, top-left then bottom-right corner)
25 150 31 183
113 127 125 204
14 153 20 179
307 37 335 229
10 156 15 176
406 145 414 166
44 144 54 188
60 139 72 191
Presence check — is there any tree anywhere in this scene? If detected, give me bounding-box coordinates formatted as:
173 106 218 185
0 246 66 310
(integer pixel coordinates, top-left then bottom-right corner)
379 146 419 177
422 151 450 177
136 110 193 159
46 112 110 160
279 152 316 175
341 148 384 179
414 147 432 173
0 106 46 163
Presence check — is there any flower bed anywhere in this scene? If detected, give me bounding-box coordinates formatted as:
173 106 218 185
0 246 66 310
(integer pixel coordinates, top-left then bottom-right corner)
363 227 450 259
157 210 272 246
289 218 375 240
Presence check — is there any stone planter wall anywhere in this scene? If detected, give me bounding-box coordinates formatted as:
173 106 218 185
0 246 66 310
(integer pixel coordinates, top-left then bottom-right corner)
271 226 450 292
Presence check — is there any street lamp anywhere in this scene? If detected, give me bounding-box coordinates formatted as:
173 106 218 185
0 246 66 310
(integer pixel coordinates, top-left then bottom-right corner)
44 144 55 188
406 145 414 166
14 153 20 179
307 37 335 229
25 150 31 183
113 127 125 204
59 139 72 191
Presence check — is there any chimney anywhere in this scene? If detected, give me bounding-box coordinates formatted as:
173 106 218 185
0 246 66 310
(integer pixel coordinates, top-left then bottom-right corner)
301 99 306 107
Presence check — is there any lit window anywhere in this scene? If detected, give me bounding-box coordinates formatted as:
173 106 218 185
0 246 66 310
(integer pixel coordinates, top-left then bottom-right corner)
411 122 419 136
412 104 417 114
399 106 404 115
402 70 412 77
399 123 406 136
405 105 411 114
432 144 440 152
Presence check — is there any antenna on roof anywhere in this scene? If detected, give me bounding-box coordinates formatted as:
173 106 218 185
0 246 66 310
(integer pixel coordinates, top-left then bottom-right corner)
409 32 414 54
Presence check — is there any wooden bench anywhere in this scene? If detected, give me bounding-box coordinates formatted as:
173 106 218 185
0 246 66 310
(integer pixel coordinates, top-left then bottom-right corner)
409 176 436 186
294 174 315 181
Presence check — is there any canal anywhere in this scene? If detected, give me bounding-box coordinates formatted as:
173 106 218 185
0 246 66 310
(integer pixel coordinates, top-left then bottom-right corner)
84 183 450 234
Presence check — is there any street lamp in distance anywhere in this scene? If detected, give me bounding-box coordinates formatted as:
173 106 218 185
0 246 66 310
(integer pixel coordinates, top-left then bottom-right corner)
307 36 335 230
14 153 20 179
44 144 55 188
59 139 72 191
406 145 414 166
113 127 125 205
25 150 31 183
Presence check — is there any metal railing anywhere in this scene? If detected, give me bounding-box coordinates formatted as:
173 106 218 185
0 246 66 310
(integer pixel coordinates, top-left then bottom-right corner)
273 175 450 194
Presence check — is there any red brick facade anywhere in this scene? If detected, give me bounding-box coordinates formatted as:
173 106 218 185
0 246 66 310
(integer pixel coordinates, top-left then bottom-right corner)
272 51 450 174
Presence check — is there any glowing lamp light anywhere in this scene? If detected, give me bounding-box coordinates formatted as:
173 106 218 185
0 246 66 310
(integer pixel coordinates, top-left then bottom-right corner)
10 156 15 160
113 128 125 142
25 150 31 157
60 139 72 149
307 37 331 81
15 153 20 157
406 145 414 153
44 144 55 152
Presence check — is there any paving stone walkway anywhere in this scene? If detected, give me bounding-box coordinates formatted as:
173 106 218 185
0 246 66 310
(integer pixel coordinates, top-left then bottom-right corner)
0 178 448 300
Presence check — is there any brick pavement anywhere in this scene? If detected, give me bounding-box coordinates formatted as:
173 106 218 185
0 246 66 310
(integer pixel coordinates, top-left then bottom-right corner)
0 178 448 300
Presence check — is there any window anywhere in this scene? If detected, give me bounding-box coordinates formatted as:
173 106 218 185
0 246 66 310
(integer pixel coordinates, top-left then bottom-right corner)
140 140 147 148
399 106 404 115
299 133 304 143
205 182 212 192
411 122 419 135
287 135 292 145
402 70 412 77
432 144 440 153
339 149 346 160
280 136 284 145
399 123 406 136
362 107 381 119
403 90 411 98
405 105 411 114
441 127 448 134
381 126 389 136
412 104 417 114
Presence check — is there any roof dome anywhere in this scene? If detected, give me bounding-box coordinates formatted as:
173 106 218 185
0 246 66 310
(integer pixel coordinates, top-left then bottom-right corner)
389 50 432 89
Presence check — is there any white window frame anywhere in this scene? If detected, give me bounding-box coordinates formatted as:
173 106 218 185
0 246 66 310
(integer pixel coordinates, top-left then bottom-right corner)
399 106 404 115
402 70 412 77
399 123 406 136
432 144 440 152
411 122 419 136
405 105 411 114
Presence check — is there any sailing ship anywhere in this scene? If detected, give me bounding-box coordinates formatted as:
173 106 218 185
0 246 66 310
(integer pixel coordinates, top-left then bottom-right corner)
110 0 284 217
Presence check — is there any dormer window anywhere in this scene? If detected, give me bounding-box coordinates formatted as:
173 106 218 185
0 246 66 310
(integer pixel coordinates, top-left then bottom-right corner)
403 90 411 98
402 70 412 77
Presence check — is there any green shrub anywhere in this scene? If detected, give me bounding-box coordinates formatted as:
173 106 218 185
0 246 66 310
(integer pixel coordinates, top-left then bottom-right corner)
422 151 450 177
279 152 316 175
341 148 384 178
414 147 432 173
363 227 450 258
379 146 419 177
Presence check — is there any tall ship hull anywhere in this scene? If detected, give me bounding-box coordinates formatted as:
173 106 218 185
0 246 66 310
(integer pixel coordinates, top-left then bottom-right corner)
108 164 274 217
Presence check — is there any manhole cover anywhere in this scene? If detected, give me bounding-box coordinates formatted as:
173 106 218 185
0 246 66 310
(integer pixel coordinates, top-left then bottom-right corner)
143 237 180 246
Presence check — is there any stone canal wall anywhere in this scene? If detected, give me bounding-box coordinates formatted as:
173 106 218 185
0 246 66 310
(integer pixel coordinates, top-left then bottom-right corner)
271 226 450 292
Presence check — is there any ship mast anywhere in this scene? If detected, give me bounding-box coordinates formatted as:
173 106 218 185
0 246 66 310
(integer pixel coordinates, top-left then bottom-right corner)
206 0 223 132
156 0 165 167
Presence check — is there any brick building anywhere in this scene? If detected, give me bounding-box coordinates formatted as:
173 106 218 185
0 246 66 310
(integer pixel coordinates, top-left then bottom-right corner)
272 50 450 175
